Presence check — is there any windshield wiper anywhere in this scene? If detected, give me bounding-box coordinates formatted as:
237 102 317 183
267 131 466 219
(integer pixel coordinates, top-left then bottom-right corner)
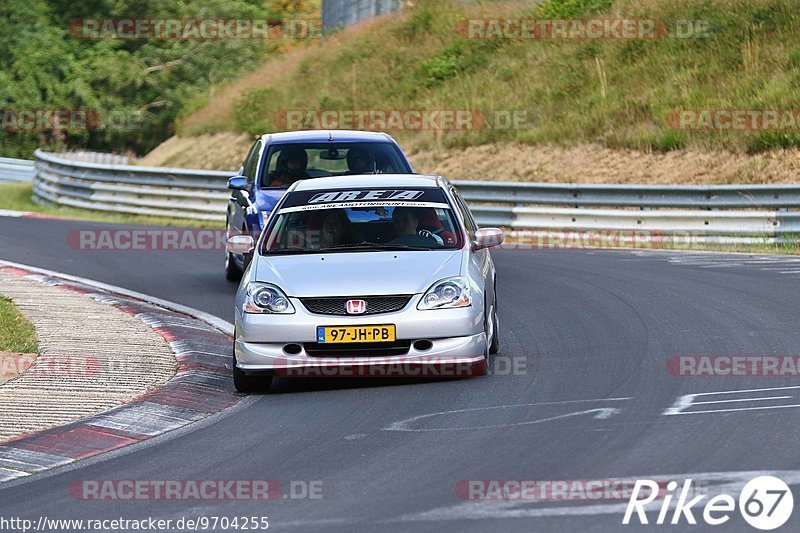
264 247 319 255
321 244 432 252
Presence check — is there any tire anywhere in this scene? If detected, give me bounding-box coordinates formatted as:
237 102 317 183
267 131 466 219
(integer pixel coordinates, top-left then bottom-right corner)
225 249 243 282
224 217 244 282
232 339 272 393
489 292 500 355
478 295 492 377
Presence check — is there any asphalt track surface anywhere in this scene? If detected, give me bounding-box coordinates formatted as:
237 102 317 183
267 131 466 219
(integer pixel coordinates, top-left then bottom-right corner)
2 215 800 532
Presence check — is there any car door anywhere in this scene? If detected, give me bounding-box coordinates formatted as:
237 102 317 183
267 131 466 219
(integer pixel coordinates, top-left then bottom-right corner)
229 140 262 240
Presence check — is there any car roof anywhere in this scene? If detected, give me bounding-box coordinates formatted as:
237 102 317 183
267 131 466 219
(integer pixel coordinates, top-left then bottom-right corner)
261 130 395 144
291 174 443 192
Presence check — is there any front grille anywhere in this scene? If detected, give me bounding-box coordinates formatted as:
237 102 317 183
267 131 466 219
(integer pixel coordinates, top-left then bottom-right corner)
300 295 412 316
304 341 412 357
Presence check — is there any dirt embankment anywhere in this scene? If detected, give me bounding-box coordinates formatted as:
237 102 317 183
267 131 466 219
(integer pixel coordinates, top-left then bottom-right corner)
139 133 800 185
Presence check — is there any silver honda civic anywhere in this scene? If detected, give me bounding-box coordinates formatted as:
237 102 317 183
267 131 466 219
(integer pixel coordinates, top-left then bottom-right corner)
228 174 503 392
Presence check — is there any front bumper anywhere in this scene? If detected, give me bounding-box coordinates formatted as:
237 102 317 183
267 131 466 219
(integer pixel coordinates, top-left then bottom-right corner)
235 294 487 376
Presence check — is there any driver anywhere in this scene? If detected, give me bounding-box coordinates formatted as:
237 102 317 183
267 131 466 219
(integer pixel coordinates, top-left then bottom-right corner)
388 207 442 247
269 147 309 186
346 147 376 175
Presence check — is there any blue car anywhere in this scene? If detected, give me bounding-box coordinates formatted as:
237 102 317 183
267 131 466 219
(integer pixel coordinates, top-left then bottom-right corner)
225 130 414 280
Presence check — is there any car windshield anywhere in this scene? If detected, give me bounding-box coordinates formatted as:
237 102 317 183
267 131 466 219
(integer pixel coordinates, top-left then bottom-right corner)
262 188 462 254
259 142 410 188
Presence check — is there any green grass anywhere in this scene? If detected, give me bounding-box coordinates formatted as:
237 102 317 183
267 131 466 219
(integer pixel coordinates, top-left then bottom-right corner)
0 297 37 354
185 0 800 153
0 183 220 228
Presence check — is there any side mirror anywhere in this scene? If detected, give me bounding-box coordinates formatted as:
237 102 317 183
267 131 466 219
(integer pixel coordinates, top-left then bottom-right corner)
228 176 248 190
473 228 504 250
227 235 255 254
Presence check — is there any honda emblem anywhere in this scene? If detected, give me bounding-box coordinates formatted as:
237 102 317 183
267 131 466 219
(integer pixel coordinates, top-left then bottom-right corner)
346 299 367 314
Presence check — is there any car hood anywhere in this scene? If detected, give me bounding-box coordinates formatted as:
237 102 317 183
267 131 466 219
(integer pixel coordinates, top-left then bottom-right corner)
254 189 285 214
254 250 464 297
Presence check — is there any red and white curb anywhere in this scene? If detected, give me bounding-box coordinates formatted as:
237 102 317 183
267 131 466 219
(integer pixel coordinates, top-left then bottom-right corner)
0 261 238 483
0 209 67 220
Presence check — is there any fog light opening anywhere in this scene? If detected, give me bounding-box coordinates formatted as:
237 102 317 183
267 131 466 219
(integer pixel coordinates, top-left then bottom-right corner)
283 343 302 355
413 340 433 352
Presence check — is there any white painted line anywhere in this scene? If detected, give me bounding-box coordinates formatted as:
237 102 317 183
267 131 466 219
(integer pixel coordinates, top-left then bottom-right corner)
0 209 32 218
673 404 800 415
633 248 795 259
664 386 800 415
391 470 800 523
698 263 748 268
0 468 28 482
692 396 793 405
384 398 630 432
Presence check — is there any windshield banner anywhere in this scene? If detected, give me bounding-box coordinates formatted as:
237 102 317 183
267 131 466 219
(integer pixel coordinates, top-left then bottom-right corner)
278 187 450 213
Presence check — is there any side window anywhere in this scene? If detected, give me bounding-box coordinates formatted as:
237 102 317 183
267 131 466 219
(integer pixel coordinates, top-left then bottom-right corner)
452 189 478 234
243 140 263 184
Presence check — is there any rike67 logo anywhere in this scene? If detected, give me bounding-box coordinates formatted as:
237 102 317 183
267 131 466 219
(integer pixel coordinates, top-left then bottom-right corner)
624 476 793 530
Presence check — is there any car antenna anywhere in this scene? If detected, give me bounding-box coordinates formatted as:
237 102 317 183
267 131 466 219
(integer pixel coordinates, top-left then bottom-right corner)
328 132 333 142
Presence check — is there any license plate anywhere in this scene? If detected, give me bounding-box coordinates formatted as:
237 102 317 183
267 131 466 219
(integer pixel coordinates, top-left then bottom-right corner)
317 325 396 344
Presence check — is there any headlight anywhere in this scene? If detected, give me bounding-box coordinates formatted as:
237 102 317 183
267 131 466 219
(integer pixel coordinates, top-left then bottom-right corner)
245 283 295 314
417 276 471 310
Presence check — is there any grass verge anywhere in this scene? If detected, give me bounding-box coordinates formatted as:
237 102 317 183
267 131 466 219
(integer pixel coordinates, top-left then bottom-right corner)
0 296 37 354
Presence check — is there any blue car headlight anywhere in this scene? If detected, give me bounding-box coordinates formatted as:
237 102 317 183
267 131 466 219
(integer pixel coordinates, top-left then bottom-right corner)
245 283 295 314
418 276 472 310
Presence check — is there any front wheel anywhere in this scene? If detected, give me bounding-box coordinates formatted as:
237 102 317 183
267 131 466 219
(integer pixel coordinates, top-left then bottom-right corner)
225 249 243 282
232 340 272 393
224 217 244 282
489 292 500 355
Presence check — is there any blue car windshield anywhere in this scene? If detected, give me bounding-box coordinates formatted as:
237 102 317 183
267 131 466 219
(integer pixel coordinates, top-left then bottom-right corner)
262 188 463 254
260 142 410 188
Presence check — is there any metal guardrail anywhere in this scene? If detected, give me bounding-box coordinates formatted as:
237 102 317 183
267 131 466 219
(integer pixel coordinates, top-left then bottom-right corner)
322 0 402 31
456 181 800 209
33 150 230 221
0 157 35 184
26 150 800 244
